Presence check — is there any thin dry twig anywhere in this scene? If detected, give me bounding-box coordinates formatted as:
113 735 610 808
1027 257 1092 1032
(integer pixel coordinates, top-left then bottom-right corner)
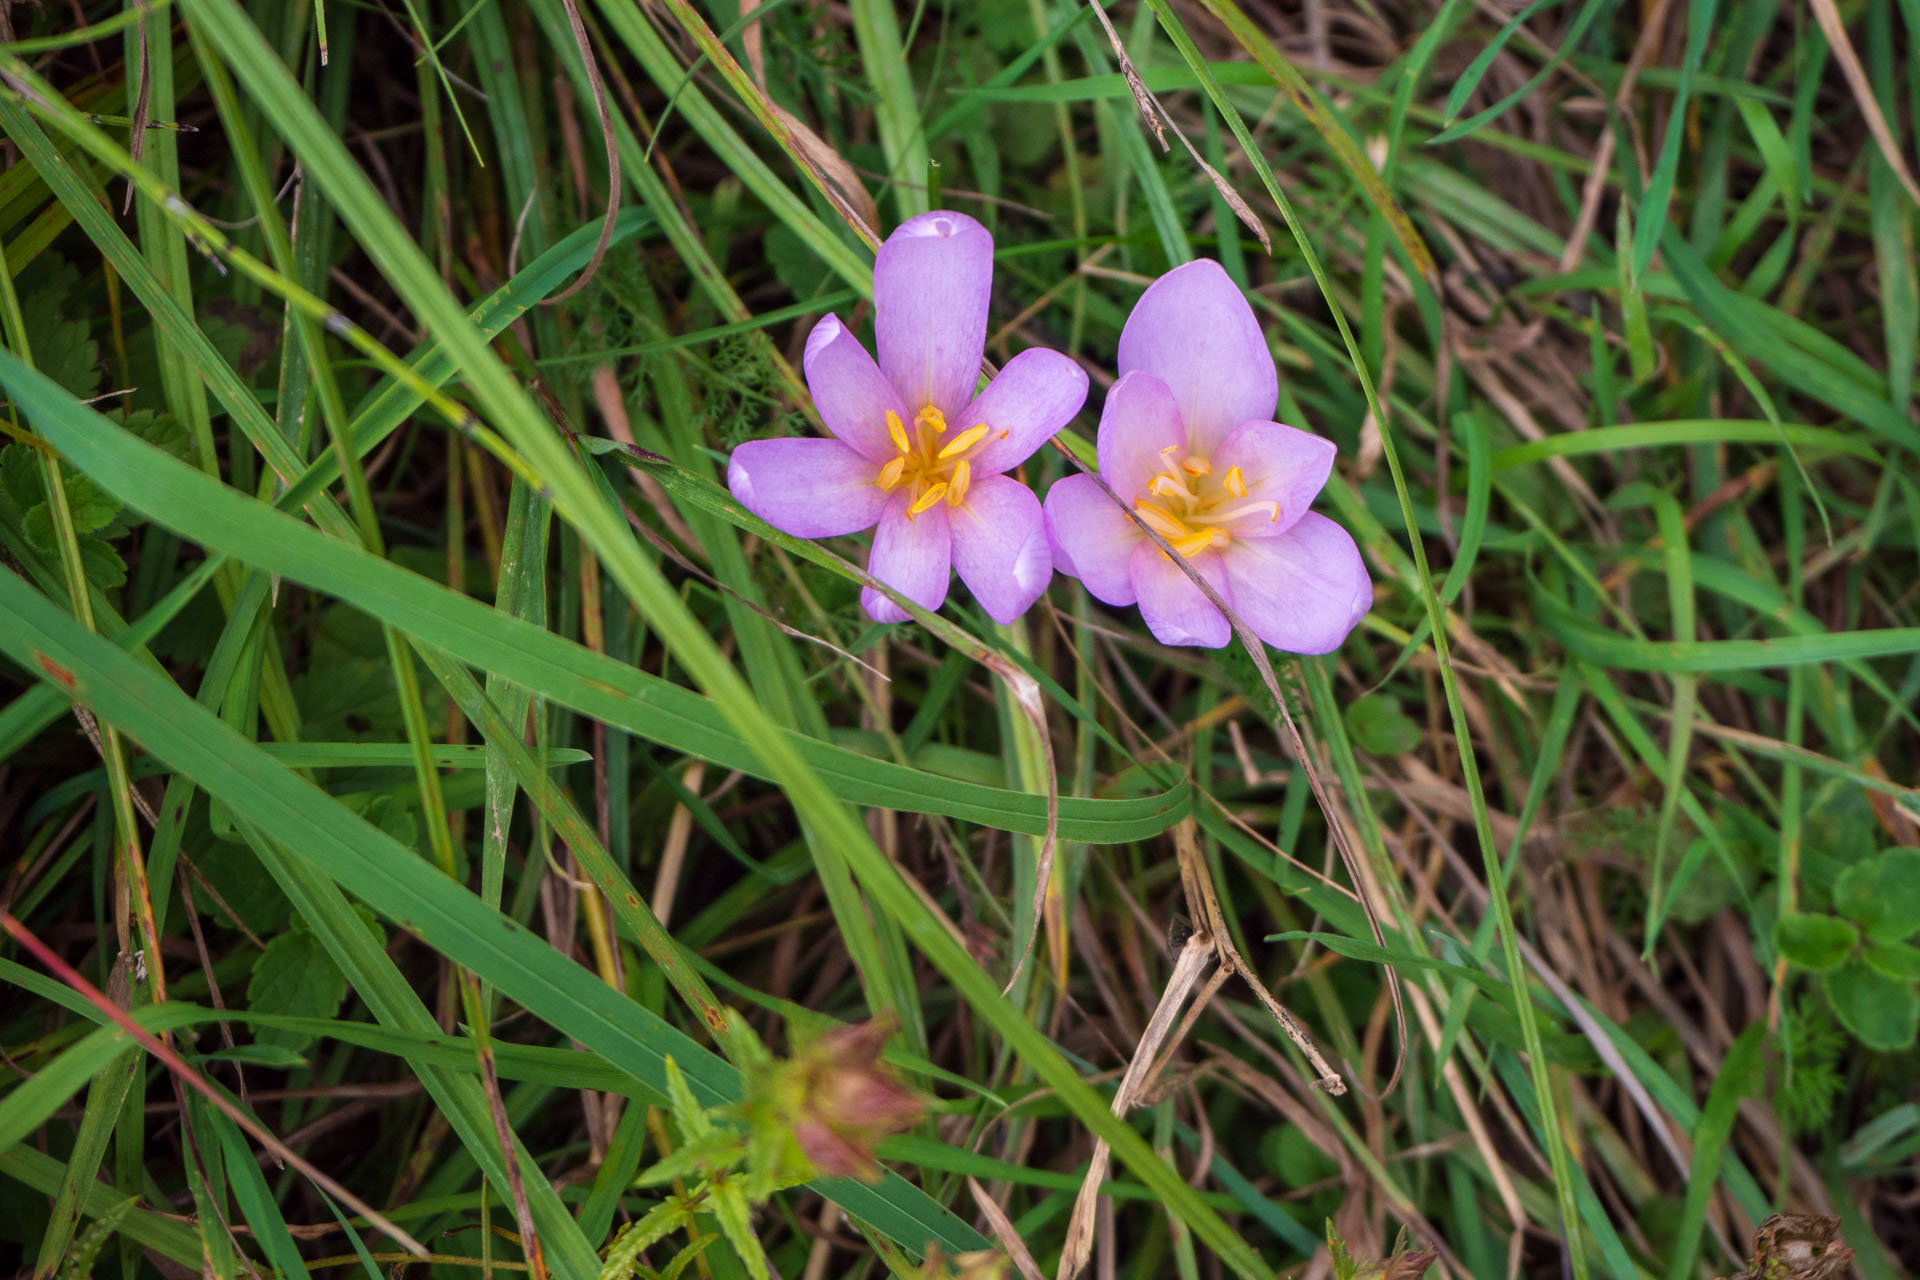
542 0 621 305
1087 0 1272 252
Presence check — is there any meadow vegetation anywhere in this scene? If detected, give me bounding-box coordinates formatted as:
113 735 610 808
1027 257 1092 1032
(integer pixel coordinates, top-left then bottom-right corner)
1 0 1918 1277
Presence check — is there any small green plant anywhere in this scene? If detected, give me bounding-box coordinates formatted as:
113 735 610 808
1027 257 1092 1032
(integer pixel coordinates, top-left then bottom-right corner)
603 1018 924 1280
1774 847 1920 1051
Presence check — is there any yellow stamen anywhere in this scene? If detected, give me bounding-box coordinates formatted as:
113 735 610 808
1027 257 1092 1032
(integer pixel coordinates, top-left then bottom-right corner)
947 460 971 506
1224 466 1247 498
938 423 990 459
1158 444 1182 458
915 405 948 434
885 410 910 455
1148 474 1186 499
1215 500 1282 524
1134 501 1189 540
909 482 949 516
1181 456 1212 476
876 456 906 491
1170 528 1222 558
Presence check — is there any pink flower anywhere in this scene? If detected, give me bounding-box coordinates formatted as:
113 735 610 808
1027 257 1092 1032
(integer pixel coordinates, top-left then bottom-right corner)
728 211 1088 624
788 1019 924 1182
1043 260 1371 652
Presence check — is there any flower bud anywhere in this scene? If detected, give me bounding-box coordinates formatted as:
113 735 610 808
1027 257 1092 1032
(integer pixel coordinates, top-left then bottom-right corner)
787 1018 923 1182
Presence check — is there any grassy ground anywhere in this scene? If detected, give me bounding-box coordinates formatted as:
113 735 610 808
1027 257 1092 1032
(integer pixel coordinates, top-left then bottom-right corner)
2 0 1918 1277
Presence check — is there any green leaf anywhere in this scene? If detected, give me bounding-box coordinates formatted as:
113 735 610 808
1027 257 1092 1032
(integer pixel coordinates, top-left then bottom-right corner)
192 1043 311 1069
1664 1022 1763 1280
1834 848 1920 943
0 564 989 1258
1343 693 1421 756
247 929 351 1050
76 536 127 592
1773 913 1860 973
1863 941 1920 983
1824 960 1920 1052
6 363 1183 843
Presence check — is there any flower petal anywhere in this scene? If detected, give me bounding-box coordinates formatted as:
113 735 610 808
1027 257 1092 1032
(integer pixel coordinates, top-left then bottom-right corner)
1094 371 1187 502
727 438 885 538
803 314 911 464
1116 259 1276 455
861 491 952 623
1221 512 1371 655
1210 420 1337 536
1129 544 1232 648
875 210 993 419
1043 472 1141 606
954 348 1088 476
949 474 1051 624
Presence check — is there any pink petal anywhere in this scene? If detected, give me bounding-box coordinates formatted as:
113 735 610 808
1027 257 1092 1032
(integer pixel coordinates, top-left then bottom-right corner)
875 211 993 419
1210 420 1337 536
1043 472 1141 606
803 314 911 464
1094 371 1187 502
728 438 886 538
1221 513 1371 655
949 475 1051 624
954 348 1088 476
1116 260 1276 456
1129 544 1232 648
861 491 952 623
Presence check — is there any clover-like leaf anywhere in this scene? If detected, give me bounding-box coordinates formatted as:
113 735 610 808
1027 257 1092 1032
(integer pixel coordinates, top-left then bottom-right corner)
1863 940 1920 983
1772 913 1858 974
1833 848 1920 944
1344 694 1422 756
1823 959 1920 1052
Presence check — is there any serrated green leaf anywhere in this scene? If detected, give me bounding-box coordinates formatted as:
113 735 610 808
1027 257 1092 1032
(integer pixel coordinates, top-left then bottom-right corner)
0 443 43 511
708 1176 768 1280
1824 961 1920 1052
600 1202 692 1280
663 1056 712 1138
76 536 126 591
56 1194 135 1280
660 1235 714 1280
247 930 351 1050
1773 912 1860 973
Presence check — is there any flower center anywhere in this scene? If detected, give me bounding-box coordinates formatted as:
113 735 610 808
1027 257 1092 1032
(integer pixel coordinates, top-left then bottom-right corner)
1132 445 1281 557
874 405 1004 519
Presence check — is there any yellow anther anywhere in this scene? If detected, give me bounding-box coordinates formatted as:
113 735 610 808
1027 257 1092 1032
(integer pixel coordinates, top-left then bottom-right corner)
1158 444 1182 458
886 410 910 455
1181 455 1212 476
938 423 990 459
876 456 906 491
947 460 971 506
1133 501 1189 540
1170 529 1222 558
915 405 948 434
1224 466 1247 498
1148 474 1185 498
909 482 949 516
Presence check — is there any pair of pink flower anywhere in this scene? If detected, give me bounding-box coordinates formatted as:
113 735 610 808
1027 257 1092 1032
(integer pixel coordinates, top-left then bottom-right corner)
726 211 1371 654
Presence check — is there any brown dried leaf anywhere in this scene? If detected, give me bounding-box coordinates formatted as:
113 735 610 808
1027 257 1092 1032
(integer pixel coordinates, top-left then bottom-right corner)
1717 1215 1854 1280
